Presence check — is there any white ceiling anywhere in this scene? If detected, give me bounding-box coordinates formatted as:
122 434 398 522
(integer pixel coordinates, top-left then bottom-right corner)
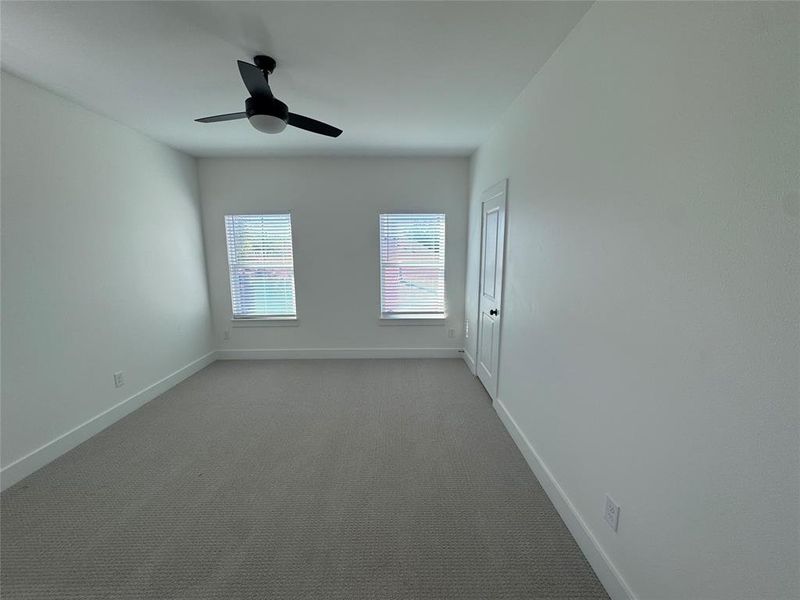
1 1 591 157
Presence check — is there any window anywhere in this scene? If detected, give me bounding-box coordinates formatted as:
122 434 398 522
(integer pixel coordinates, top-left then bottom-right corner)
379 213 446 319
224 214 297 319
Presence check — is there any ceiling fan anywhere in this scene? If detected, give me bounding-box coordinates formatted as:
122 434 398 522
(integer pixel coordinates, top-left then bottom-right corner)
195 56 342 138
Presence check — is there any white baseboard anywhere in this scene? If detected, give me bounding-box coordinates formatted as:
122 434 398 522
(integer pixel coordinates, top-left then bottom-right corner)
217 347 462 360
0 351 217 491
463 349 476 374
493 397 637 600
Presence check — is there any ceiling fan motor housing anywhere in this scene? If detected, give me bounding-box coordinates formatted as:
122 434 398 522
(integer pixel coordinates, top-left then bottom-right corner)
245 96 288 133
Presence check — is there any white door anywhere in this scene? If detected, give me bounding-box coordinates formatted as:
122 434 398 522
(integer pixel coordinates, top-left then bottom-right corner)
476 180 507 399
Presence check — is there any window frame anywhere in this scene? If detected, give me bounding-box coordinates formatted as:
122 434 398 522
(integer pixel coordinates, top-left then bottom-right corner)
377 210 447 322
224 211 299 322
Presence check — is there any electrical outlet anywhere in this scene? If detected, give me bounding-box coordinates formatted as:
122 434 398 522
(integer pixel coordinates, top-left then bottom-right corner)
113 371 125 388
604 495 620 532
448 328 455 338
223 329 231 341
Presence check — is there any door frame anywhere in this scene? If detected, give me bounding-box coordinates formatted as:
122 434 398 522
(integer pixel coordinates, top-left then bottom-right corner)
474 178 508 400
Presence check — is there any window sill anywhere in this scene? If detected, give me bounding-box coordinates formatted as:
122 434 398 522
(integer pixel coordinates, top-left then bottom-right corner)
231 317 299 327
379 314 446 326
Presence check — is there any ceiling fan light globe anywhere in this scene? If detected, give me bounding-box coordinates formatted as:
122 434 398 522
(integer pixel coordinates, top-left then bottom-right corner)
248 114 287 134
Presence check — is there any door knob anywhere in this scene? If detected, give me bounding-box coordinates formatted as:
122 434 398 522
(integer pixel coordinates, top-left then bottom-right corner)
489 309 499 316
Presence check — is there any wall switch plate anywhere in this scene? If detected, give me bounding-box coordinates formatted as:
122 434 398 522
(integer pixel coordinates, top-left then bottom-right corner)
223 329 231 341
113 371 125 388
604 494 620 532
448 328 455 338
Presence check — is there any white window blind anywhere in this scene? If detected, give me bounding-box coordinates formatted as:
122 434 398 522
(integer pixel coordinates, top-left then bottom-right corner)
379 213 446 318
224 214 297 319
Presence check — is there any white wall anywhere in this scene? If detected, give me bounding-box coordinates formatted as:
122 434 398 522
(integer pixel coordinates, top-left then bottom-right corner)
0 72 214 487
465 3 799 600
200 157 468 357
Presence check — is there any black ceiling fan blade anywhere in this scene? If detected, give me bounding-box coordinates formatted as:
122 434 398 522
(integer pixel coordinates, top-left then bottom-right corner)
195 112 247 123
287 113 342 137
237 60 272 97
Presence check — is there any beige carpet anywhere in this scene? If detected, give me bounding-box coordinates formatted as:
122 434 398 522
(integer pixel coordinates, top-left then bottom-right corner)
1 359 609 599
